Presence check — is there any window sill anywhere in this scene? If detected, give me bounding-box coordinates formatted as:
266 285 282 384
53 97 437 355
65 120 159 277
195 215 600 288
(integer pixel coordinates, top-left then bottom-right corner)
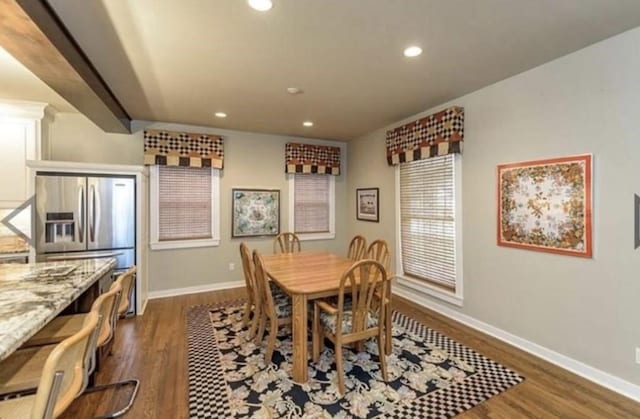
395 274 463 307
296 232 336 241
150 238 220 251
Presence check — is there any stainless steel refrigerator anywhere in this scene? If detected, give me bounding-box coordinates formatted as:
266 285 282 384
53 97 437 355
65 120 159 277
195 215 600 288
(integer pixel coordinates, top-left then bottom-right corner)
35 173 136 312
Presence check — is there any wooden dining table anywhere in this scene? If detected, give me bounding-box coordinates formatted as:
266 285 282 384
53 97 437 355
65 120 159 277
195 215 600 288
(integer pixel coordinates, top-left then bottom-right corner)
261 251 355 383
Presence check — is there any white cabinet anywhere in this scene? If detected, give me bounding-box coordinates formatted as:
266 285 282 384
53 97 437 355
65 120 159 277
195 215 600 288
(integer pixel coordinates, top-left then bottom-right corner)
0 101 49 208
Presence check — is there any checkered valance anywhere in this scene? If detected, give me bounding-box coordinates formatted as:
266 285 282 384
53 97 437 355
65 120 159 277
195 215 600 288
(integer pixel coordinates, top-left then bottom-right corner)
285 143 341 175
144 129 224 169
386 106 464 166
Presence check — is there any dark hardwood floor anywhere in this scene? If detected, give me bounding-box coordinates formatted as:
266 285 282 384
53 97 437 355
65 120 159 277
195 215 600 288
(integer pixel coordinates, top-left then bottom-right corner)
61 288 640 419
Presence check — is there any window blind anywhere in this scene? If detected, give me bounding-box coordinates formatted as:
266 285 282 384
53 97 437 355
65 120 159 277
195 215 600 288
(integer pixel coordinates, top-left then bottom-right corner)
294 174 330 234
158 166 212 241
399 155 456 289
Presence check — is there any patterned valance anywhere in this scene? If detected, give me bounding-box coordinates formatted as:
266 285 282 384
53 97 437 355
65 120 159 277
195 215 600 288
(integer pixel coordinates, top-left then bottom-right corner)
285 143 341 175
386 106 464 166
144 129 224 169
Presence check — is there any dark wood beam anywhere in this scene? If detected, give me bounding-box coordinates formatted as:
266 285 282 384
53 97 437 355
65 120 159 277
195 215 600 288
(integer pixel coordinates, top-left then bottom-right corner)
0 0 131 133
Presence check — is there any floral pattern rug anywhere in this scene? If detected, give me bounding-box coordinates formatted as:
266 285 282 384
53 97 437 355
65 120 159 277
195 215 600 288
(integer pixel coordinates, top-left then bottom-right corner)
186 302 524 418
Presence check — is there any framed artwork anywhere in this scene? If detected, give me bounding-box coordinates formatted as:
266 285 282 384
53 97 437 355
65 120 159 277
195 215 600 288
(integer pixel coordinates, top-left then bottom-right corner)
497 154 592 257
232 189 280 238
356 187 379 222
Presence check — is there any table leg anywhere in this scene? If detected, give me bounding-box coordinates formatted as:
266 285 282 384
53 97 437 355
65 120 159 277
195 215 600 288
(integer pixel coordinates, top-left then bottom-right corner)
291 293 308 383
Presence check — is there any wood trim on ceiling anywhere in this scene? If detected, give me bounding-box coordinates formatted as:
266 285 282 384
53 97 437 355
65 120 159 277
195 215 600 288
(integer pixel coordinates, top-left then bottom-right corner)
0 0 131 133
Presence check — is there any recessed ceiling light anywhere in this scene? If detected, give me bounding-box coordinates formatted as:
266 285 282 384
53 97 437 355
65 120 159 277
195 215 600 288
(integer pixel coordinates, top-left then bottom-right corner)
303 121 313 127
248 0 273 11
214 112 227 118
287 87 304 95
403 46 422 58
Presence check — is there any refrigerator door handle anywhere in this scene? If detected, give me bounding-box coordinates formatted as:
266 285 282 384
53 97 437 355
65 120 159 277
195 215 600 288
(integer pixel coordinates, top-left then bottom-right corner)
89 184 96 242
45 251 124 261
77 186 84 243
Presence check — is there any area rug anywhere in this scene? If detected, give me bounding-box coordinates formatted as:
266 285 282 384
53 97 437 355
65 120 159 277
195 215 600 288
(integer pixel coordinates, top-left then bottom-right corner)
187 302 524 418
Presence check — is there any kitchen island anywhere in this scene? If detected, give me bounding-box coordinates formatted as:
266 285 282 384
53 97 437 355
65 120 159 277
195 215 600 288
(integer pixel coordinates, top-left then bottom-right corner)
0 257 116 361
0 236 29 263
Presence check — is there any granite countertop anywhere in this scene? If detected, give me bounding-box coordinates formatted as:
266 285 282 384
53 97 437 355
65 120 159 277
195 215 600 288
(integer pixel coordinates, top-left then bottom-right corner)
0 257 116 361
0 236 29 255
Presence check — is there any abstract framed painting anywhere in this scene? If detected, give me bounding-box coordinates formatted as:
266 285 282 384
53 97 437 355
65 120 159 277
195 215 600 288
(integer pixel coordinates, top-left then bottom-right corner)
497 154 592 257
232 189 280 238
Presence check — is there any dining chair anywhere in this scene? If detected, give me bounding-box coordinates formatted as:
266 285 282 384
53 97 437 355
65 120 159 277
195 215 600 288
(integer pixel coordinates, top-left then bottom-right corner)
253 250 292 364
312 259 390 395
0 311 99 419
239 242 261 340
367 239 392 355
347 235 367 261
273 232 301 254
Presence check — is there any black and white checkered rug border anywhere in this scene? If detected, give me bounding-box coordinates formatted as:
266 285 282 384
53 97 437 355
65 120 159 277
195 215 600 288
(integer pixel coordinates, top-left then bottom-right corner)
186 301 524 418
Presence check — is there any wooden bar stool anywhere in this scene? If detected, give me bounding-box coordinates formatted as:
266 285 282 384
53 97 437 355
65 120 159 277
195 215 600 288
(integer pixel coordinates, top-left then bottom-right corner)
1 287 117 396
0 311 99 419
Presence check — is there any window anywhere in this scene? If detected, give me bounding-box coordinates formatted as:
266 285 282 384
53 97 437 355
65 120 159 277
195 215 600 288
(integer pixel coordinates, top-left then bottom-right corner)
288 174 335 240
150 166 220 250
397 154 462 304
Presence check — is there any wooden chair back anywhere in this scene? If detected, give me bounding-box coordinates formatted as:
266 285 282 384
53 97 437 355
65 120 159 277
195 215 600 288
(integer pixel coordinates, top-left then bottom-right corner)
239 243 259 307
116 266 137 317
366 239 390 272
31 311 100 419
273 232 301 254
252 250 276 319
347 235 367 261
100 281 122 348
337 259 387 335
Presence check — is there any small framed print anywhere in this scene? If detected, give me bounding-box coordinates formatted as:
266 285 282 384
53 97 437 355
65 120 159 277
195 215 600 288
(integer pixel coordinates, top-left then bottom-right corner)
356 188 379 222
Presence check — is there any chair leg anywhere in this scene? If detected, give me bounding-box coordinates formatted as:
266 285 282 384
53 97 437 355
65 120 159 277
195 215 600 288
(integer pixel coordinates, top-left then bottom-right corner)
247 306 260 341
241 301 252 326
82 379 140 418
378 331 388 382
256 314 266 345
265 318 278 364
335 342 345 395
312 304 319 362
385 303 392 355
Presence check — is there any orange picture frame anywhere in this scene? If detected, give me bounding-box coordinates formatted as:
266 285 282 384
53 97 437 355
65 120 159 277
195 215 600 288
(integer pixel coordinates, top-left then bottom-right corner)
497 154 592 258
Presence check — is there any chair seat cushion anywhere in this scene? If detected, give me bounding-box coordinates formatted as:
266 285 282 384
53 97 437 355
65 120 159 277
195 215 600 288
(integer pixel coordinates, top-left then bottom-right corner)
23 314 84 347
0 345 55 395
0 394 35 417
273 294 292 318
319 303 378 334
270 282 286 298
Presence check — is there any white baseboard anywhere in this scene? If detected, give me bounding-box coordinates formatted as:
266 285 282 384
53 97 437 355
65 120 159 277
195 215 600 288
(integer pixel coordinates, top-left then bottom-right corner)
148 280 244 300
394 286 640 402
138 299 148 316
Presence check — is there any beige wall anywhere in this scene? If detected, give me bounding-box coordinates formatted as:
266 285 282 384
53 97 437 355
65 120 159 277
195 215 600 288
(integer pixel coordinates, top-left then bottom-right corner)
142 122 348 292
348 27 640 386
47 115 348 293
47 112 143 165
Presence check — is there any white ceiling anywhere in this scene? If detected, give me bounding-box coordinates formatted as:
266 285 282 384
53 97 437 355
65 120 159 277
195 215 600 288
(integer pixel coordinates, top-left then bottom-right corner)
10 1 640 140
